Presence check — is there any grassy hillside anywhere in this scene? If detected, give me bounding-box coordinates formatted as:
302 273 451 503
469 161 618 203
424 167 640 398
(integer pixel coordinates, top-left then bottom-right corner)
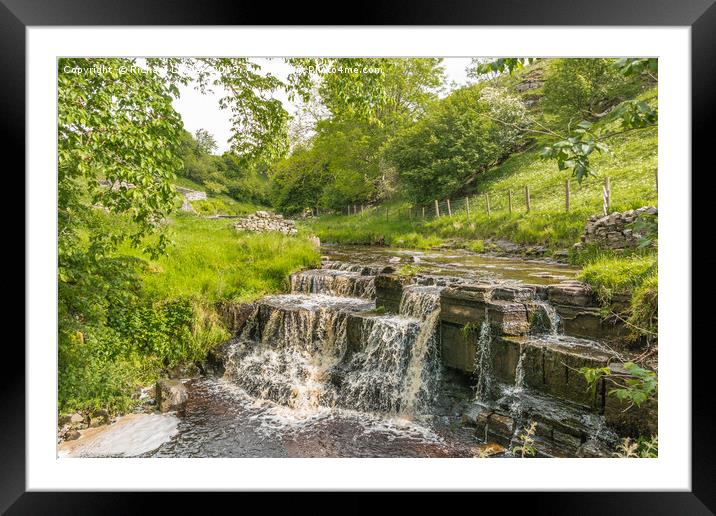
303 87 657 251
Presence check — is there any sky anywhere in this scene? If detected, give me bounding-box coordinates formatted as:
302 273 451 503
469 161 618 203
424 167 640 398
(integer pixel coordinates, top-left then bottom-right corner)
173 58 474 154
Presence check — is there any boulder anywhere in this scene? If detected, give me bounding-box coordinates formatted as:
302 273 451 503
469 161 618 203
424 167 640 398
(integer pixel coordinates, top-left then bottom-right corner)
156 379 189 414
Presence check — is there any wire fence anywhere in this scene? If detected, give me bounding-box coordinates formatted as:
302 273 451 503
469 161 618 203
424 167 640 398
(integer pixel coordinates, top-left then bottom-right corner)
333 171 658 222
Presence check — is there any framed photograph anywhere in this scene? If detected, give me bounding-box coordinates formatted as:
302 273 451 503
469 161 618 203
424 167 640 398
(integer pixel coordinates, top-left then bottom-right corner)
8 0 713 511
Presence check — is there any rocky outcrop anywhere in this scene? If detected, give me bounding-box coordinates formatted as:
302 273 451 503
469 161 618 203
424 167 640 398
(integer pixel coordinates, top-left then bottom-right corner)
215 301 257 335
233 211 298 236
575 206 657 251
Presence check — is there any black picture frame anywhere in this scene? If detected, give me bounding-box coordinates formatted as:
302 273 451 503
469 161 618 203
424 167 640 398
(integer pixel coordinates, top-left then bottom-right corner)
6 0 713 512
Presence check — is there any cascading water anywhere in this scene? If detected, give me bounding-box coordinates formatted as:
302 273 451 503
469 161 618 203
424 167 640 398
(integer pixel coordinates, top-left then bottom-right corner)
532 300 562 334
399 285 444 415
473 310 493 403
222 294 371 410
337 284 444 415
337 316 421 413
291 269 376 299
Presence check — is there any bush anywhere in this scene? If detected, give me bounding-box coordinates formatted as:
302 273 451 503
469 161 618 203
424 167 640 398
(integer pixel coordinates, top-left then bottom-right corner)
467 240 485 253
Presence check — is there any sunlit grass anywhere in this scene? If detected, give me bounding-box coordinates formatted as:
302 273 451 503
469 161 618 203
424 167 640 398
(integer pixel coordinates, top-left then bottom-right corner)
123 213 321 302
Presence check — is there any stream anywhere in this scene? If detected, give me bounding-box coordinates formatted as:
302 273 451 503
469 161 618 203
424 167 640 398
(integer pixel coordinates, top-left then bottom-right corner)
62 246 590 459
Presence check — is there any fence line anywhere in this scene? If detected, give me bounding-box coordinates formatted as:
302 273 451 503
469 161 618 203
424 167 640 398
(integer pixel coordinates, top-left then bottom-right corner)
332 171 657 220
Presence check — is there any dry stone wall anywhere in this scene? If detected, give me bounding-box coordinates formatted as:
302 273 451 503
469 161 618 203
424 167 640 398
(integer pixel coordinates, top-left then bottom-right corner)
575 206 657 251
233 211 298 236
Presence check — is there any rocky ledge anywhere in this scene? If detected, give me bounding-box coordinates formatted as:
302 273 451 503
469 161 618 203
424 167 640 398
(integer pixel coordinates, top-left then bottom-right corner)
233 211 298 236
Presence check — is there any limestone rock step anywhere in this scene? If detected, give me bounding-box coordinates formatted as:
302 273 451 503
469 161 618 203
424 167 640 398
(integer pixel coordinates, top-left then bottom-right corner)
290 269 376 299
442 332 612 411
251 294 374 349
438 279 624 341
465 387 618 457
322 260 394 276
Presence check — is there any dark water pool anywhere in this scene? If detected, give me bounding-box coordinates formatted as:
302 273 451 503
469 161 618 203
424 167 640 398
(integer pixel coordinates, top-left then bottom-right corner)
147 378 478 458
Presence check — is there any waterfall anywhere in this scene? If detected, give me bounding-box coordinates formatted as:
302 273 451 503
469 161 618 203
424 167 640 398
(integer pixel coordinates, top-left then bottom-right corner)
291 269 375 299
401 308 441 415
473 311 493 403
223 295 368 410
532 300 562 335
399 285 444 415
321 261 379 275
338 316 420 413
398 284 442 318
514 345 526 391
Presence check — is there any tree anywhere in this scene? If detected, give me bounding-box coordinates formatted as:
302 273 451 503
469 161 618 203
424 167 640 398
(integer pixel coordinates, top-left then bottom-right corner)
471 57 658 183
269 145 330 213
194 128 218 155
271 58 446 208
542 58 635 122
385 84 529 202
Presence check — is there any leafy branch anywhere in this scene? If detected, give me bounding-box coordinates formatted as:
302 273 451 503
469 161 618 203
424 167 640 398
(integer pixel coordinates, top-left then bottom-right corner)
579 362 657 411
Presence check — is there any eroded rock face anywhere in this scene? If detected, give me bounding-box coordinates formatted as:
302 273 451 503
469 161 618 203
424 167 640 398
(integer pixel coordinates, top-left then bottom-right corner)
576 206 657 251
156 379 189 414
233 211 298 236
215 301 257 335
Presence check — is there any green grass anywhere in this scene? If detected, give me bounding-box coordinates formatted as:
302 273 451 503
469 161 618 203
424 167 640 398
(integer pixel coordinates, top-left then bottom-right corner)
577 252 658 344
190 195 265 217
578 254 657 301
173 177 267 216
128 213 321 303
173 176 206 191
61 212 320 417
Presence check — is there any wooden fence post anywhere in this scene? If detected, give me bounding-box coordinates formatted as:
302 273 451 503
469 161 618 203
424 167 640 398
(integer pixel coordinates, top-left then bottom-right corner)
465 196 471 219
525 185 531 213
446 199 452 217
422 206 426 219
361 205 364 215
435 199 440 217
508 190 513 214
485 193 491 216
565 179 571 212
603 177 611 215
